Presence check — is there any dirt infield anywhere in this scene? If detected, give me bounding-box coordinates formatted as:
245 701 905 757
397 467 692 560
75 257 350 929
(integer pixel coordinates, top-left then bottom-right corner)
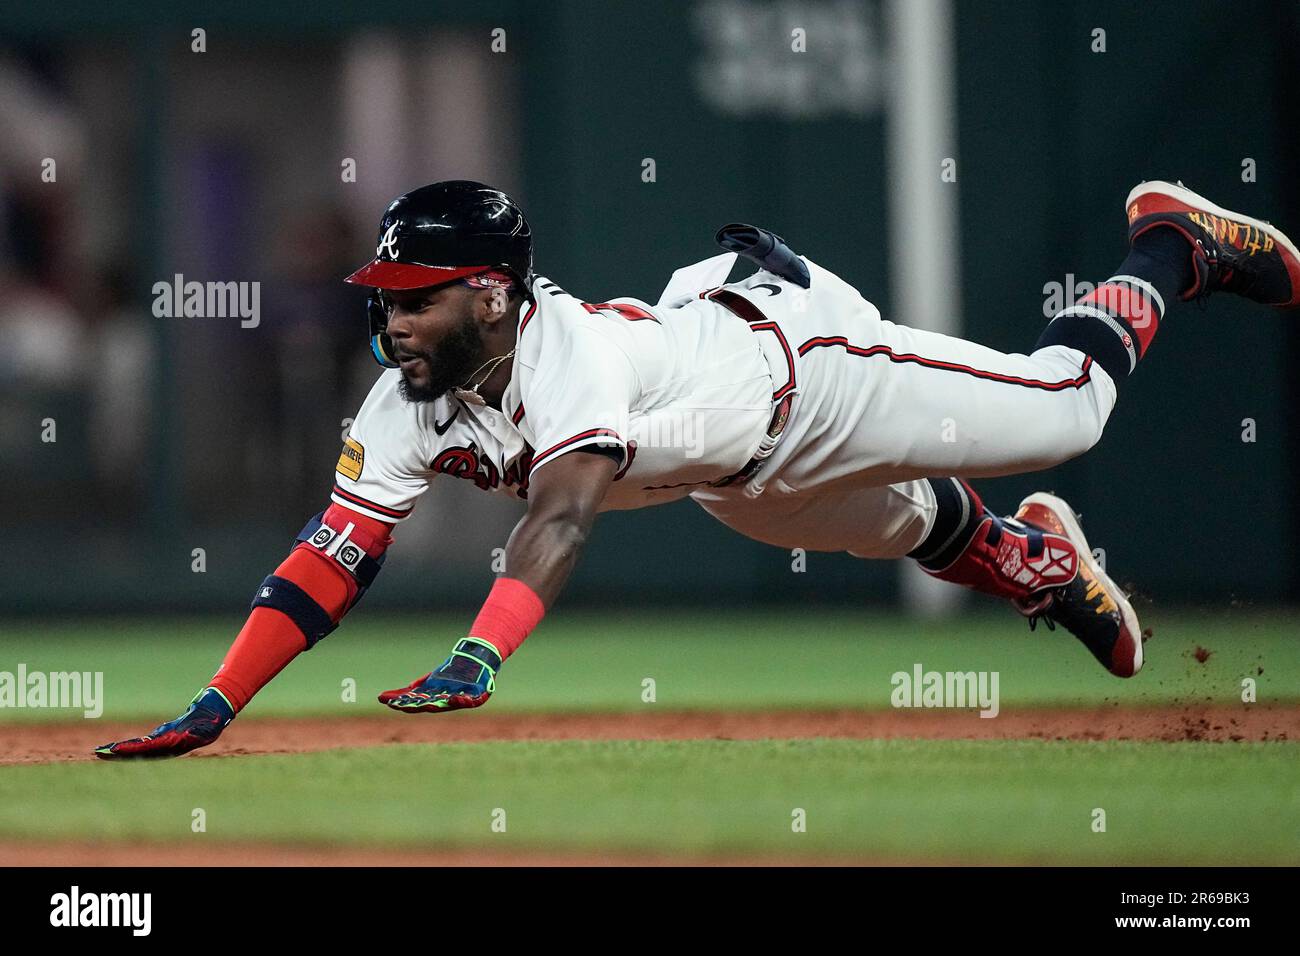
2 703 1294 766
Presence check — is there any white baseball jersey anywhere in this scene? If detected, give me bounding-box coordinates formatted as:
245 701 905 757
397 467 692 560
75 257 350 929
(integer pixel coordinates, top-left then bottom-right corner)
334 257 1118 563
331 274 776 523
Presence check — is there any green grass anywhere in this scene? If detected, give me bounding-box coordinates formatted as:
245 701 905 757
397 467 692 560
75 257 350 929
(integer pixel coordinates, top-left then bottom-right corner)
0 608 1294 723
2 738 1297 864
3 610 1296 863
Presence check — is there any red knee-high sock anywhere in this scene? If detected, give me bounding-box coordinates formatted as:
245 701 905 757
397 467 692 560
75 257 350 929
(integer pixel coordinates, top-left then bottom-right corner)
1034 227 1189 390
208 505 392 712
1077 278 1162 359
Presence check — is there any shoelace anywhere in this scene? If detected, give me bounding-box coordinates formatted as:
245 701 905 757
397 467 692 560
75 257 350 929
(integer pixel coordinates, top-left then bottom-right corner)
1200 235 1261 301
1027 614 1057 633
1016 588 1060 633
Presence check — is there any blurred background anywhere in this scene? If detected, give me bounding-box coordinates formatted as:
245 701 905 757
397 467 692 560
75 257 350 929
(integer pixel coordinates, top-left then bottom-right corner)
1 0 1297 615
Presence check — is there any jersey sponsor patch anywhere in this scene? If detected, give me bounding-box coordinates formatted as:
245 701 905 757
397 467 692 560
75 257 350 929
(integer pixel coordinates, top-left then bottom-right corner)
336 437 365 481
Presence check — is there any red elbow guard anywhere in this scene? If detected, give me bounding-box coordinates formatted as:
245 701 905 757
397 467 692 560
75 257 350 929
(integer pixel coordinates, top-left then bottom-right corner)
292 504 394 603
250 505 395 648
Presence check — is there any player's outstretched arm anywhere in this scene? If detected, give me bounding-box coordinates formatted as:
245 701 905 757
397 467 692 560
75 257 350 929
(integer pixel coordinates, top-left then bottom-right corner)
94 503 395 759
380 449 617 714
500 447 619 605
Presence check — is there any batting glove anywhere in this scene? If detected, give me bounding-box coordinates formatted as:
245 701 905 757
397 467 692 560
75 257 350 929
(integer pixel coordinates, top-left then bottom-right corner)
380 638 502 714
93 687 235 760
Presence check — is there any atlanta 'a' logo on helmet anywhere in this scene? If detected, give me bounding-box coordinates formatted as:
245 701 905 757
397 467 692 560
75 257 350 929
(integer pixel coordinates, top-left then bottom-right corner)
376 222 401 260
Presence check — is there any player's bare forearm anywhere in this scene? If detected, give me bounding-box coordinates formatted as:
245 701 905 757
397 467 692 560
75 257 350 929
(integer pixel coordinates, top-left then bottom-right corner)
504 512 589 607
505 449 618 606
378 450 614 714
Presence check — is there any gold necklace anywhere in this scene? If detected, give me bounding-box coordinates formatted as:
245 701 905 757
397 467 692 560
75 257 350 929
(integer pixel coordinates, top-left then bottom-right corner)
453 348 516 407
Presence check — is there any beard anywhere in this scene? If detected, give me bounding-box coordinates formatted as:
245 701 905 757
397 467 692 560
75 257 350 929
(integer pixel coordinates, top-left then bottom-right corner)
395 312 486 403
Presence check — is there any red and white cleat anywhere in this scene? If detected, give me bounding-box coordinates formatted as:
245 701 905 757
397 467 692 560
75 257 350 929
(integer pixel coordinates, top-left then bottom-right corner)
1012 493 1144 679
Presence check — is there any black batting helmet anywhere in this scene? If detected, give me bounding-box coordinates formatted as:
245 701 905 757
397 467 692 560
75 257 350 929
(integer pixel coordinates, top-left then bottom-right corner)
346 180 533 368
345 180 533 292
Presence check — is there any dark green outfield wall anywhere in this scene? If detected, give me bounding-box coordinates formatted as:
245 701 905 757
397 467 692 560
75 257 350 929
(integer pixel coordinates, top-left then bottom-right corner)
4 1 1296 610
512 0 1299 606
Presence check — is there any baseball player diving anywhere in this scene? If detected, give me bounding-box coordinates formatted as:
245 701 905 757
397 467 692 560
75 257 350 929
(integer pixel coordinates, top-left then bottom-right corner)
97 179 1300 758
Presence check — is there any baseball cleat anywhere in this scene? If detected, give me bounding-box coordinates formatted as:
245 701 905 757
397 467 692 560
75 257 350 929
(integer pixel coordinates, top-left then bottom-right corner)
1012 493 1143 678
94 687 235 760
1125 180 1300 307
380 637 501 713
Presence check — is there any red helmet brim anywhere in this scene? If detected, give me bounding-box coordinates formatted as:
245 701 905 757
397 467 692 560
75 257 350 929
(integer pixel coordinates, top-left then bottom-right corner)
344 260 489 290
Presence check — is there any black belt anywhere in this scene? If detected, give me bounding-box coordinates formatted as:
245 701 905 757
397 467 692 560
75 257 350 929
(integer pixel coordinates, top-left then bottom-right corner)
706 288 795 487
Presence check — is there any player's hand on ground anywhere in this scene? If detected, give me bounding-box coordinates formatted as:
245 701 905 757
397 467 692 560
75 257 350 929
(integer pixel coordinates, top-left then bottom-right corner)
380 637 501 714
93 688 234 760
